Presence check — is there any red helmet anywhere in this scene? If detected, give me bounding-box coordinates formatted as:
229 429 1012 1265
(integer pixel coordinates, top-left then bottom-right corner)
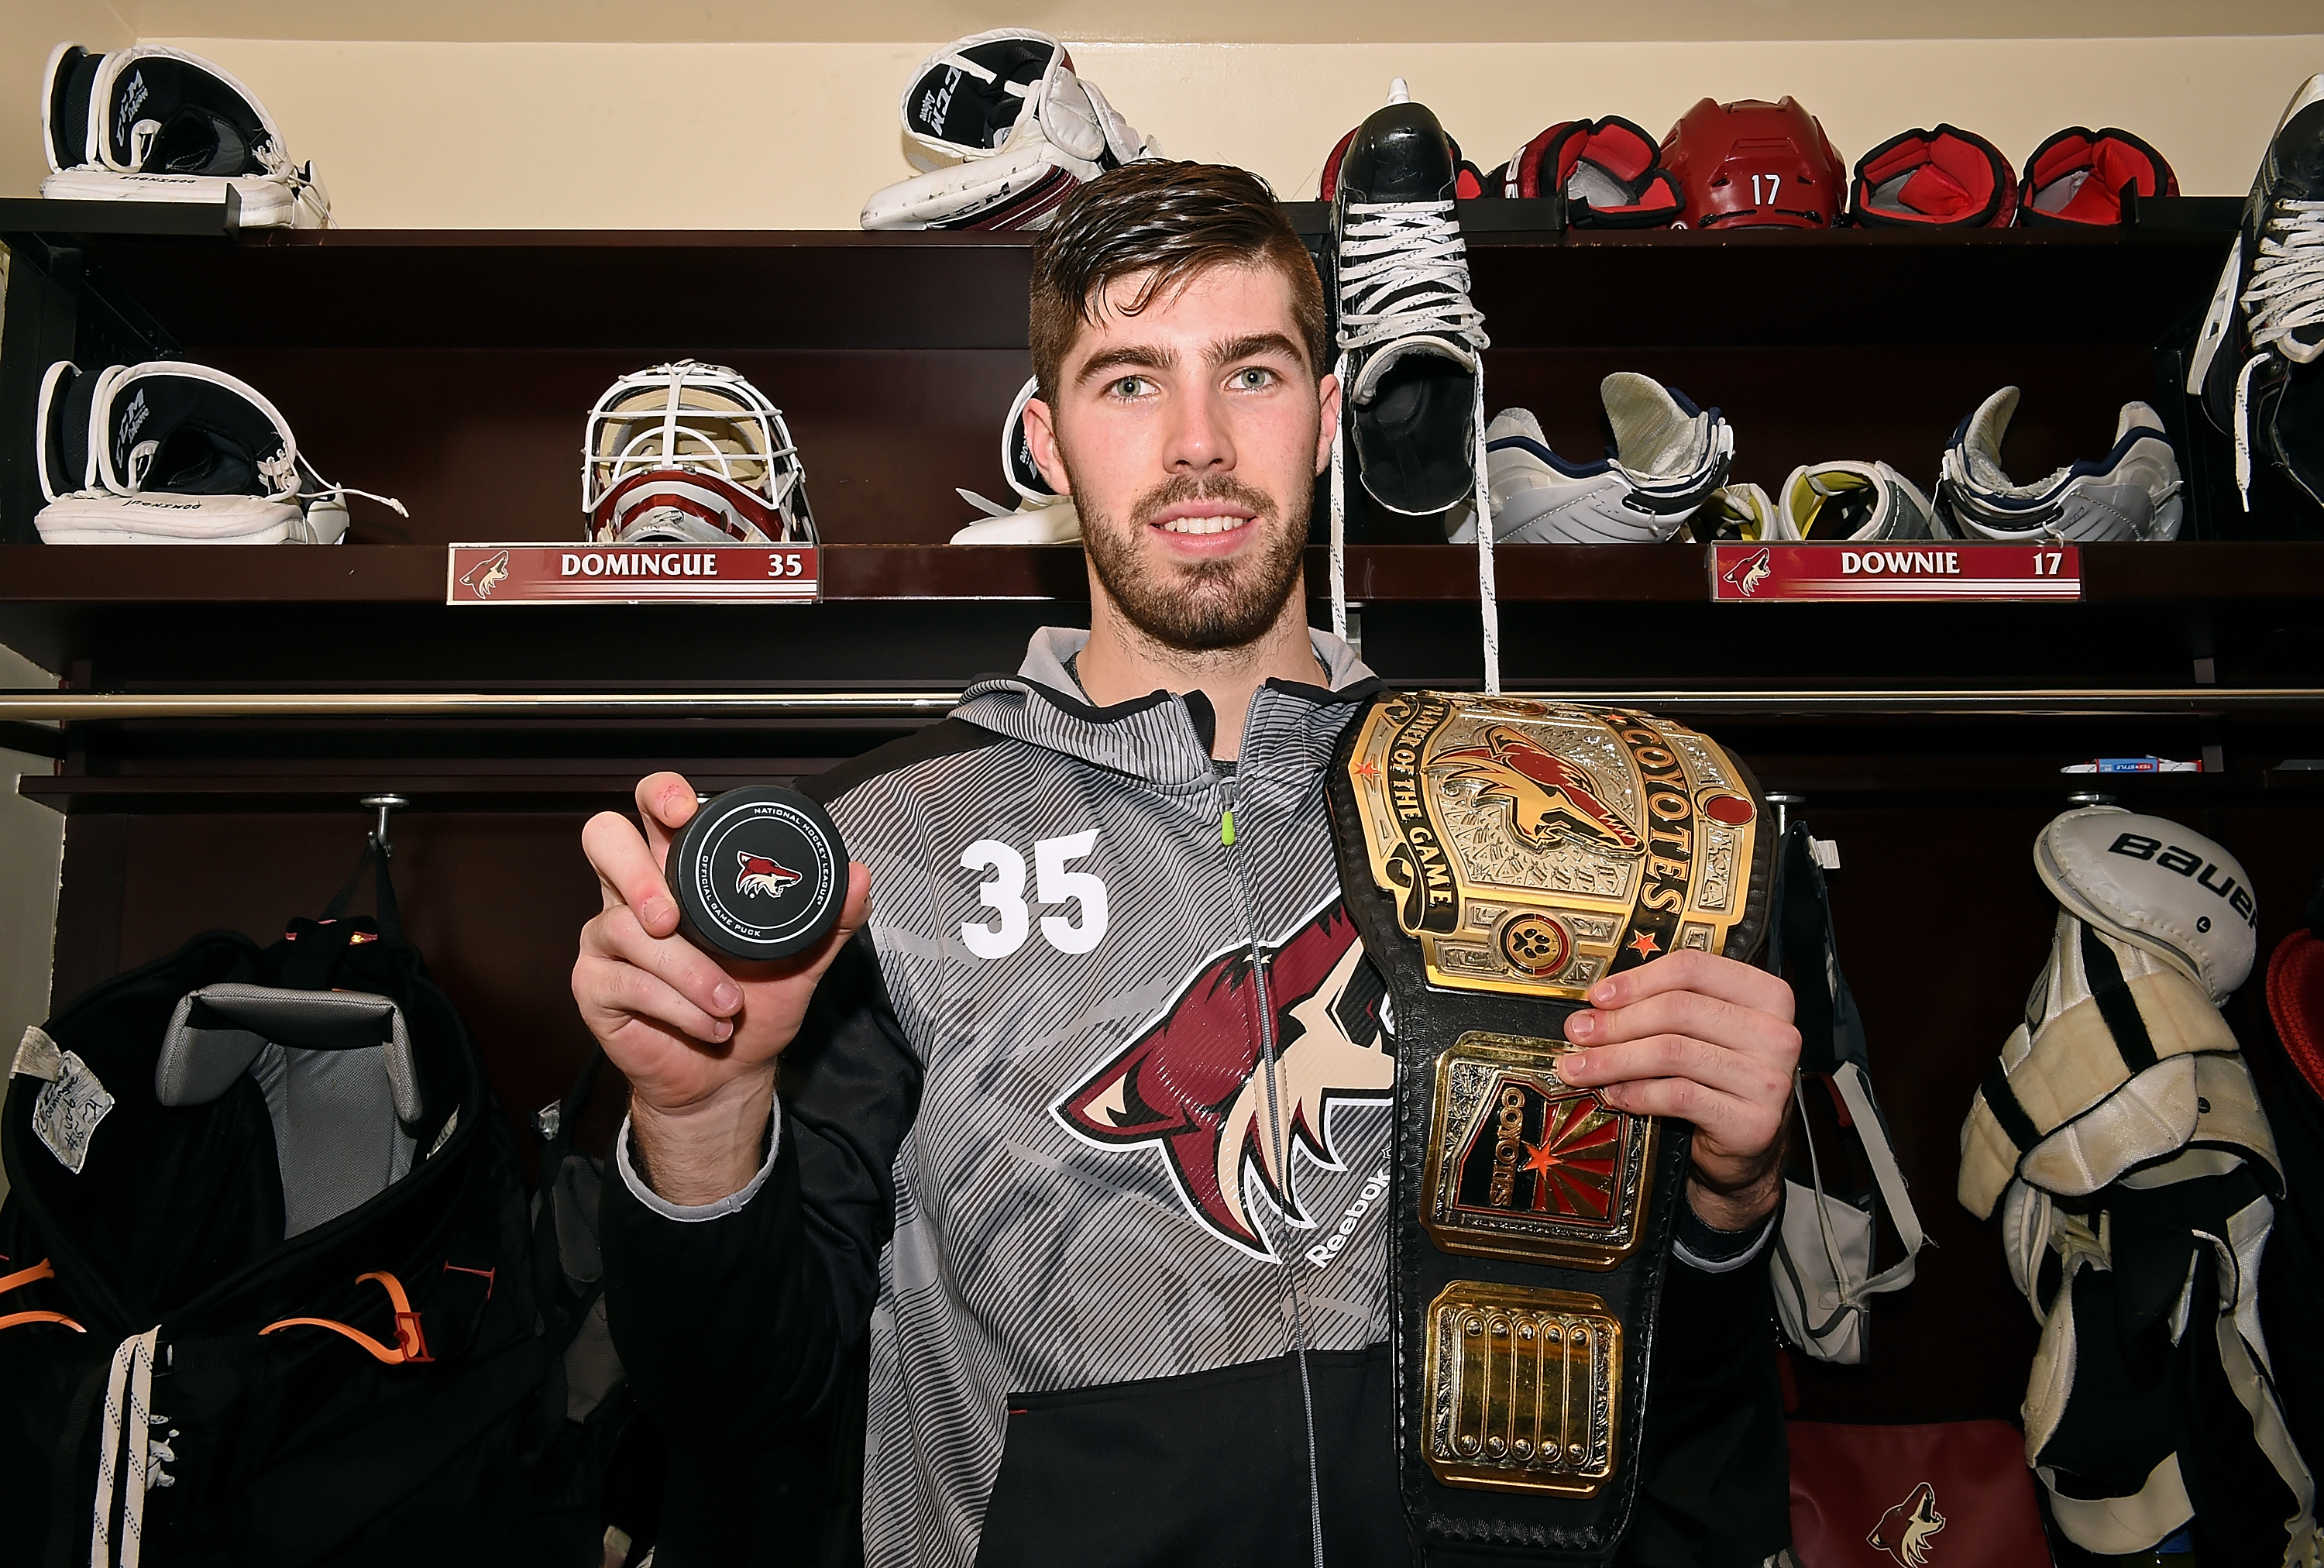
1851 125 2016 227
1487 116 1680 226
1661 96 1844 229
2016 127 2177 225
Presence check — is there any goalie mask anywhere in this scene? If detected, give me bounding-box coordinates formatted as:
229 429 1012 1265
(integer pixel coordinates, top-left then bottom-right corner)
34 359 398 544
2017 127 2178 227
861 29 1153 232
583 361 814 546
41 43 329 228
1937 386 2184 542
1850 125 2016 228
1662 96 1845 229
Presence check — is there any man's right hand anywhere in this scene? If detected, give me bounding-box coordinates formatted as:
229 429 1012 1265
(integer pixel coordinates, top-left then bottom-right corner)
573 771 870 1204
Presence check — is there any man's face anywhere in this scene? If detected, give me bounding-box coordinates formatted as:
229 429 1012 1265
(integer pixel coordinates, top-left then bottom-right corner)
1023 263 1339 653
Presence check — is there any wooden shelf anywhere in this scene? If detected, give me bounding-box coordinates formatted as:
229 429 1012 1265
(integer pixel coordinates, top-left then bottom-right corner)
4 541 2319 605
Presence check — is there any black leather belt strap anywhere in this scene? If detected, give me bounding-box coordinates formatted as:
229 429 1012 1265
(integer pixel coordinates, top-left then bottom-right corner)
1325 693 1774 1565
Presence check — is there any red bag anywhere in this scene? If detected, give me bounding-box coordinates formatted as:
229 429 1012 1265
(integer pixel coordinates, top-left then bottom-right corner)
1787 1420 2051 1567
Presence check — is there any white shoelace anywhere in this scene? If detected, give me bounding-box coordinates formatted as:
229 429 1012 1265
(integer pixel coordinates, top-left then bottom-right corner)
91 1329 174 1568
2233 197 2324 507
1328 201 1499 692
294 452 409 519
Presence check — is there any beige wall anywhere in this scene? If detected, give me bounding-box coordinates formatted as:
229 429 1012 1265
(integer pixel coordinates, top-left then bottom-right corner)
3 26 2319 226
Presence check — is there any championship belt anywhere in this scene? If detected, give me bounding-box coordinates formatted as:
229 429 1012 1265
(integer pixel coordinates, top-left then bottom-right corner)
1325 692 1773 1563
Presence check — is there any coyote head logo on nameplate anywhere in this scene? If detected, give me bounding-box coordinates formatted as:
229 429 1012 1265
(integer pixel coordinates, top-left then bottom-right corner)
1343 695 1758 999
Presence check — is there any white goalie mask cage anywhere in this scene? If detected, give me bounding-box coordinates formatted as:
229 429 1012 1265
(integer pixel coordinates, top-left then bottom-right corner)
582 361 816 546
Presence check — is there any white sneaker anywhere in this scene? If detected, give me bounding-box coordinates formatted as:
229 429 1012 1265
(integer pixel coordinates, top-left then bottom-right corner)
1450 374 1733 543
1937 386 2183 542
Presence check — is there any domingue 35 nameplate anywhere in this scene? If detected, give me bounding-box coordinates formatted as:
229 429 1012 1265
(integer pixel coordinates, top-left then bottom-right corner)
446 544 818 604
1342 695 1762 999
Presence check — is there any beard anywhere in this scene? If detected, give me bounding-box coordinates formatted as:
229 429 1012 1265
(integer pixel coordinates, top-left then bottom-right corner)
1071 466 1311 654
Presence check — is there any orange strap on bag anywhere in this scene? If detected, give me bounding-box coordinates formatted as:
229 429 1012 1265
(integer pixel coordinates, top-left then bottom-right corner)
260 1271 432 1364
0 1256 84 1332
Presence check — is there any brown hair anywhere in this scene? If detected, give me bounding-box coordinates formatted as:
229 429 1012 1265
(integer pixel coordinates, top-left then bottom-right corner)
1027 161 1328 404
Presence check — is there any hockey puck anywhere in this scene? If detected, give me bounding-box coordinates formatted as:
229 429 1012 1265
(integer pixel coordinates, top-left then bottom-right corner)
665 786 848 963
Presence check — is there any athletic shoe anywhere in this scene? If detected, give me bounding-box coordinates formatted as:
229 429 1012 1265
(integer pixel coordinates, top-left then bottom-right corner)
861 29 1153 232
953 376 1081 543
1772 460 1935 542
1850 125 2015 228
2016 127 2177 227
1447 375 1732 544
1329 84 1488 516
1937 387 2183 542
2189 74 2324 508
1482 117 1679 225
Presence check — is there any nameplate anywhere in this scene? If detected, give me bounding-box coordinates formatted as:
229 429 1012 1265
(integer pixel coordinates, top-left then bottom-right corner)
446 545 819 604
1709 543 2079 603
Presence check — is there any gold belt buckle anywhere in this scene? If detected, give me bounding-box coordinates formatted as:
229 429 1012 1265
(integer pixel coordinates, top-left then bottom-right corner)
1422 1033 1659 1269
1422 1281 1621 1495
1342 695 1762 999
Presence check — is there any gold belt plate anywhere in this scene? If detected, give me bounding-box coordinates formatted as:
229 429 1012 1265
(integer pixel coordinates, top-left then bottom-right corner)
1422 1033 1657 1269
1343 693 1760 999
1423 1281 1622 1495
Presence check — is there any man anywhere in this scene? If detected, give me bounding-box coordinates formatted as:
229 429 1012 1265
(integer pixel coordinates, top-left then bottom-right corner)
575 161 1799 1567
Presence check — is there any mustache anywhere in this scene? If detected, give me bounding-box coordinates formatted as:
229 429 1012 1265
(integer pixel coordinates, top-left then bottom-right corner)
1127 473 1279 531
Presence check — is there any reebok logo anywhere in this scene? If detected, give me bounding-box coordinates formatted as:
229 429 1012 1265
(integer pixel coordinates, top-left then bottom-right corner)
1306 1167 1389 1268
116 71 149 146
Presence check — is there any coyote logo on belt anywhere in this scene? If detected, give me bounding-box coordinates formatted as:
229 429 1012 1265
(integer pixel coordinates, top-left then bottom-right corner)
1056 902 1392 1257
1867 1480 1945 1566
1441 725 1642 854
735 851 801 899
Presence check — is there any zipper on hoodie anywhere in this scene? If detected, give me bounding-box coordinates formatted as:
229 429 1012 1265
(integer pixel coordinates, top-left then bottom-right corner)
1208 755 1329 1568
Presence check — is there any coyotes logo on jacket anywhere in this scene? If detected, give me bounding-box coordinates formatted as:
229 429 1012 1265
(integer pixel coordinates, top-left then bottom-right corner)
1055 900 1391 1257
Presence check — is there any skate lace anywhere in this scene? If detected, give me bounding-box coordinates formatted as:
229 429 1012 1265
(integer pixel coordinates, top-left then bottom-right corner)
1329 201 1500 691
1332 202 1490 358
2233 198 2324 507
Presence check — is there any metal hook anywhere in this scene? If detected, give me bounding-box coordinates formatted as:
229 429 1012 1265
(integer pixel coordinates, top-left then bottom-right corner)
361 793 408 858
1764 791 1805 838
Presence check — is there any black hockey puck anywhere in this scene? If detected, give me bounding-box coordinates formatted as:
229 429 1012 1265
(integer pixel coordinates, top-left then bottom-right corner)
665 786 848 962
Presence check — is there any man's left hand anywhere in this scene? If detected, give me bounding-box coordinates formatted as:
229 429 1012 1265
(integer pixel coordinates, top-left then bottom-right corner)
1555 950 1800 1231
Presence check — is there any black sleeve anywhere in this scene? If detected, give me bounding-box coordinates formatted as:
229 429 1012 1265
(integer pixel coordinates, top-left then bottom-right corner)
1618 1246 1792 1568
599 928 922 1448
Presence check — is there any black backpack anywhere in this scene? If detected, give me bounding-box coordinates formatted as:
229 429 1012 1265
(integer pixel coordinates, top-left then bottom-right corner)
0 847 547 1566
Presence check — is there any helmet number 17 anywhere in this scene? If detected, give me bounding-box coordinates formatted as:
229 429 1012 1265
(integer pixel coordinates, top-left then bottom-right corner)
1751 173 1782 206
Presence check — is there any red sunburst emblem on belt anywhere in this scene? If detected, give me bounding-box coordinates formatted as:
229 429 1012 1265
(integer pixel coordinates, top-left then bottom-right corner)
1520 1098 1621 1217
